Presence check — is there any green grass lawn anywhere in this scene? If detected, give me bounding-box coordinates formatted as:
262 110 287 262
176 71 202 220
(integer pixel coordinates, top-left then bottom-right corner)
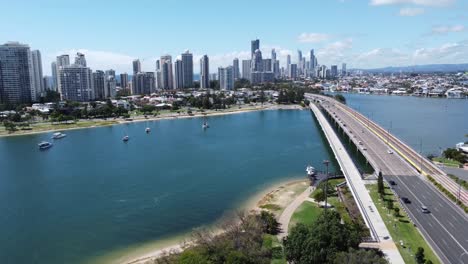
0 120 118 136
432 157 461 167
289 201 322 231
367 184 440 264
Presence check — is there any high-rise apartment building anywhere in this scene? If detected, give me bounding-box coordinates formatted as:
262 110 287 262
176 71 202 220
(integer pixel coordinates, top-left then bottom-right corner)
218 66 234 90
251 49 263 72
51 62 57 91
30 50 44 100
75 52 87 67
286 55 291 77
120 73 128 89
342 63 347 76
181 50 193 88
200 55 210 89
233 58 240 81
160 55 173 90
56 54 70 95
289 64 297 80
59 64 94 102
0 42 33 104
93 70 105 100
242 60 251 80
174 59 184 89
251 39 260 58
331 65 338 78
104 70 116 98
132 59 141 75
133 72 155 94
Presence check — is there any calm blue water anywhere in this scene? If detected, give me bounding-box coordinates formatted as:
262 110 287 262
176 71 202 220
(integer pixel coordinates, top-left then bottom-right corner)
0 110 333 264
340 93 468 155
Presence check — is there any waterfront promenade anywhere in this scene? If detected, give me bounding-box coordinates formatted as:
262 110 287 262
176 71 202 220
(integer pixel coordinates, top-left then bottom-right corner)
307 93 468 264
309 103 405 264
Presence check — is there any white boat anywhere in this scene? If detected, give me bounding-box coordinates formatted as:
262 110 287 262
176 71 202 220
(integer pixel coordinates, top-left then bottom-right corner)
306 165 316 176
202 122 210 129
52 132 67 139
122 136 130 142
38 141 53 150
145 127 151 133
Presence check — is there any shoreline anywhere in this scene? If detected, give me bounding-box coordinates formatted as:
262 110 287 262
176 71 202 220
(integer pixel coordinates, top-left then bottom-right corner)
0 104 303 138
89 177 308 264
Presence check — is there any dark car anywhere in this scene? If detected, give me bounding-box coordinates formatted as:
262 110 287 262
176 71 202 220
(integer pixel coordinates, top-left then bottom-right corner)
401 197 411 204
389 180 396 186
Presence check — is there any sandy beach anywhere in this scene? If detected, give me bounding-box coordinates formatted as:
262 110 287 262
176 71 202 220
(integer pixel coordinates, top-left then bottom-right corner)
88 178 309 264
0 103 303 138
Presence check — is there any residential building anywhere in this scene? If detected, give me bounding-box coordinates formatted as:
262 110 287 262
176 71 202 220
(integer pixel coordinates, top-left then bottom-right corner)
104 70 116 98
133 59 141 75
342 63 347 76
0 42 33 104
174 59 184 89
181 50 193 88
233 58 240 80
120 73 128 89
56 54 70 94
133 72 155 94
331 65 338 78
251 49 263 72
51 62 57 91
93 70 105 99
242 59 251 80
30 50 44 100
289 64 297 80
75 52 87 67
160 55 173 89
200 55 210 89
218 66 234 90
251 39 260 58
59 64 94 102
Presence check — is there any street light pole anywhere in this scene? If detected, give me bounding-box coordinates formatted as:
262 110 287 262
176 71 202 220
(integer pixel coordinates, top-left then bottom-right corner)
323 160 330 212
459 251 468 264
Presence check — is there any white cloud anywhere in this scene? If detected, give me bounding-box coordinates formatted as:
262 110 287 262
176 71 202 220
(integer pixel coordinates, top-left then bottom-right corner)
297 33 330 43
399 7 425 16
316 38 354 64
370 0 454 6
431 24 465 34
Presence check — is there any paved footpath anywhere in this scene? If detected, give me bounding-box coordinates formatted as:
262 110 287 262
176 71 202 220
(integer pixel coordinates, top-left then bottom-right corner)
277 186 314 241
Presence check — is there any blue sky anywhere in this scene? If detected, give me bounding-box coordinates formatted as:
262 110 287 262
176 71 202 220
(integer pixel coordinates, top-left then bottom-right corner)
0 0 466 74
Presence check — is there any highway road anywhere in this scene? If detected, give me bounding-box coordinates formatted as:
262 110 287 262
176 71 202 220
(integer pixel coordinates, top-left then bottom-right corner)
306 94 468 264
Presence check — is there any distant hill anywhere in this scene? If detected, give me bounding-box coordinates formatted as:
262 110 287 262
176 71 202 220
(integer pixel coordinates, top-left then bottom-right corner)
356 64 468 73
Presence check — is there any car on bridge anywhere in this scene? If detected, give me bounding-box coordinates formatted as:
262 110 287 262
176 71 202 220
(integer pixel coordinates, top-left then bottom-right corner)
401 197 411 204
387 149 393 154
389 180 396 186
421 205 430 213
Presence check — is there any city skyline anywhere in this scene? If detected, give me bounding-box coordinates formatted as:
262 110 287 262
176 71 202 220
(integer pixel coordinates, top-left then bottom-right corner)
0 0 466 75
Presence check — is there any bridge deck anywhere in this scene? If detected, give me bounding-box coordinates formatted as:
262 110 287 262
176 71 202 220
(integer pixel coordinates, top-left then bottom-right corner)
307 93 468 264
310 103 405 264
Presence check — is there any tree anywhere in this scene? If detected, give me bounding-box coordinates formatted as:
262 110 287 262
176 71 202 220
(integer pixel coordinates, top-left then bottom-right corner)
377 171 384 195
386 200 393 210
3 121 17 132
415 247 425 264
334 94 346 104
234 78 251 89
284 210 362 264
258 211 281 235
178 249 210 264
333 248 388 264
393 207 400 217
313 188 326 202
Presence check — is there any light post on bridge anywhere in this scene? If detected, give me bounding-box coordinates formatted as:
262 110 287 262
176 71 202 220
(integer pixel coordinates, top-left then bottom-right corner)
323 160 330 212
459 251 468 264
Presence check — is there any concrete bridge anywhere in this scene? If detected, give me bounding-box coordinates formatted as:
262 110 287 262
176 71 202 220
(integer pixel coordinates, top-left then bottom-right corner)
306 93 468 264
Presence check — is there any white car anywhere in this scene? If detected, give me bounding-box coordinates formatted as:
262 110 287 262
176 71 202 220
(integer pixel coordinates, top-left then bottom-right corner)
387 149 393 154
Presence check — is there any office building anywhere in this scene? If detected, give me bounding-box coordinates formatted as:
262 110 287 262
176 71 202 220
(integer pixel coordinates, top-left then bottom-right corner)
242 59 251 80
251 49 263 72
0 42 34 104
93 70 105 99
262 59 272 72
181 50 193 88
133 59 141 74
160 55 173 90
218 66 234 90
286 55 291 76
120 73 128 89
174 59 184 89
200 55 210 89
251 39 260 58
155 60 162 89
233 58 240 81
59 64 94 102
342 63 347 76
30 50 44 100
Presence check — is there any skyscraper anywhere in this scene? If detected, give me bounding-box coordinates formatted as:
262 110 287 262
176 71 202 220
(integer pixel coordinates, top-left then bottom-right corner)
0 42 33 104
181 50 193 88
251 49 263 72
331 65 338 78
51 62 57 91
120 73 128 89
133 72 155 95
242 60 251 80
289 64 297 80
200 55 210 89
30 50 44 100
309 49 316 70
75 52 87 67
174 59 184 89
233 58 240 81
271 49 277 62
132 59 141 75
104 70 116 98
160 55 173 90
155 60 162 89
341 63 347 76
251 39 260 58
286 55 291 77
59 65 94 102
297 50 303 75
218 66 234 90
56 54 70 95
93 70 105 99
